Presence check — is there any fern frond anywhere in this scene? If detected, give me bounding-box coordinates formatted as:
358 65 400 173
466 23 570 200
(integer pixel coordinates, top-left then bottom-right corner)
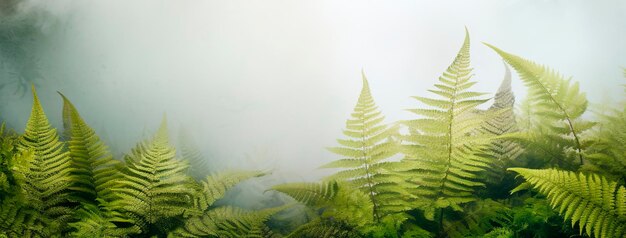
443 199 511 238
285 218 362 238
584 97 626 182
193 170 265 211
272 180 340 206
16 86 75 233
173 205 285 238
68 201 141 238
402 29 492 216
179 128 211 180
112 117 195 232
59 93 123 204
485 44 592 167
322 71 405 221
480 64 523 184
509 168 626 238
0 197 45 238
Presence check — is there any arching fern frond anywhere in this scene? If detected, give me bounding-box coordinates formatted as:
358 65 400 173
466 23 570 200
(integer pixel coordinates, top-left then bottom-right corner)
402 29 492 218
16 86 75 234
272 180 340 207
485 44 593 168
67 201 140 238
59 93 123 204
322 71 405 221
112 117 195 234
509 168 626 238
192 170 266 211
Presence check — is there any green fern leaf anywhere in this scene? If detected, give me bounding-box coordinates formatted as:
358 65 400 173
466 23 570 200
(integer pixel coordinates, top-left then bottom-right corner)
16 86 75 233
322 71 407 221
480 64 523 184
179 128 211 180
173 205 285 238
485 44 593 167
402 29 492 216
193 170 265 211
112 117 195 233
509 168 626 238
59 93 123 204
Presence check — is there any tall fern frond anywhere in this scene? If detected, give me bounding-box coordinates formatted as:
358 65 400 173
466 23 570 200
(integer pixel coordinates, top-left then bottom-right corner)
509 168 626 238
16 86 75 233
402 29 492 219
179 128 211 180
485 44 593 167
59 93 123 204
480 64 523 184
112 117 195 234
322 71 405 221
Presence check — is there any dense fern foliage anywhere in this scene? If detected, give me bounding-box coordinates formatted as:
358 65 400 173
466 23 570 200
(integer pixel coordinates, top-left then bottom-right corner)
2 28 626 238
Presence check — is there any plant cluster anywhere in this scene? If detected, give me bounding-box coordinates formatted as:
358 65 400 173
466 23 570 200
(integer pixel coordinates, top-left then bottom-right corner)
2 29 626 238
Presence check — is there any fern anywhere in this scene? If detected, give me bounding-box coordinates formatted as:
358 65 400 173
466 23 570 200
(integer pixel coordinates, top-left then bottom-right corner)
179 128 211 180
402 29 492 219
67 200 141 238
322 71 406 221
59 93 123 204
285 218 362 238
112 117 195 234
443 199 511 238
509 168 626 238
485 44 594 168
480 63 523 185
192 170 266 211
0 197 44 238
173 205 285 238
16 86 76 234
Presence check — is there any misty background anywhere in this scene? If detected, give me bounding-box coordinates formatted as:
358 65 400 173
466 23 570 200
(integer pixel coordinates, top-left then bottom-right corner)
1 0 625 182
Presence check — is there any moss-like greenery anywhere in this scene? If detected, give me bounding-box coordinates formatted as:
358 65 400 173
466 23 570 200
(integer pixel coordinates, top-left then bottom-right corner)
1 29 625 238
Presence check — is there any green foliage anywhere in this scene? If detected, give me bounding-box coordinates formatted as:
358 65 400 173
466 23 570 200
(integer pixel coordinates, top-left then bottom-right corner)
179 128 211 180
510 168 626 238
322 71 406 221
112 117 196 234
60 93 123 204
443 199 511 238
486 44 593 169
402 29 492 219
15 86 76 234
584 99 626 182
479 64 523 187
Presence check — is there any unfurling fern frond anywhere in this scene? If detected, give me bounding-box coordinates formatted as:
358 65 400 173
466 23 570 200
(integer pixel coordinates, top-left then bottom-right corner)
480 64 523 185
59 93 123 204
485 44 593 168
16 86 76 234
402 29 492 218
322 71 406 221
113 117 195 234
173 205 286 238
509 168 626 238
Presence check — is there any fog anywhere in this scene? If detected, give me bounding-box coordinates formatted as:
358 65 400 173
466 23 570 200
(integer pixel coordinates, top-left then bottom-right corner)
1 0 625 181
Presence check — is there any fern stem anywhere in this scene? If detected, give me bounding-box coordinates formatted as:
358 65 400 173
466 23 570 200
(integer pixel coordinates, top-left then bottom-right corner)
361 116 381 223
